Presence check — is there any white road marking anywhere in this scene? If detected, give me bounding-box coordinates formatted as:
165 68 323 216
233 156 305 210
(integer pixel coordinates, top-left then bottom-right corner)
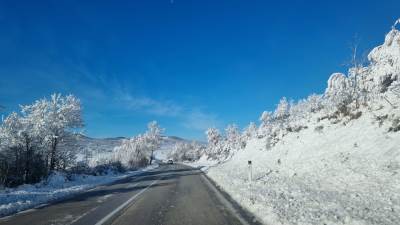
126 182 140 188
68 206 99 225
94 178 161 225
97 194 114 203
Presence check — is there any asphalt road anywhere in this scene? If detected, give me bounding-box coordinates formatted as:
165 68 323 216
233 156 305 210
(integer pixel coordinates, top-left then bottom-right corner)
0 164 260 225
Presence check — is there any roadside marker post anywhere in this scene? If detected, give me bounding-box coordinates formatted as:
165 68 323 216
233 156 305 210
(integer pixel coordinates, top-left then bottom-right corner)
248 160 254 203
248 160 252 183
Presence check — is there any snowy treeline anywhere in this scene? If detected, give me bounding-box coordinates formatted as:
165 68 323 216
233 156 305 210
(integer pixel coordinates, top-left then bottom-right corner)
204 19 400 161
90 121 164 169
167 141 205 162
205 124 247 160
0 94 83 186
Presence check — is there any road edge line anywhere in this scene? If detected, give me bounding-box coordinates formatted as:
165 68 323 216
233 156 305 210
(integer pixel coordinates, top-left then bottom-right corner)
200 173 262 225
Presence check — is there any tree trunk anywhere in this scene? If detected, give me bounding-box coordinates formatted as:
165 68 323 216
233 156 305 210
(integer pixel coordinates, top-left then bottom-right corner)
150 149 154 165
14 147 20 178
49 137 58 171
24 139 31 183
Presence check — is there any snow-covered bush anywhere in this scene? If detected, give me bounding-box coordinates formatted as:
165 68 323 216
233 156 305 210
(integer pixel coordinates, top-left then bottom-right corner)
112 121 164 169
168 141 204 162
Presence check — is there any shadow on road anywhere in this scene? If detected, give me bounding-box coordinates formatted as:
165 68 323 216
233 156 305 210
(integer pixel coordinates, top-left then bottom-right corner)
35 164 200 211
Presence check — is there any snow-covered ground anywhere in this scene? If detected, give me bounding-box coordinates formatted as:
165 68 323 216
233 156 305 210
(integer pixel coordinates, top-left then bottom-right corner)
187 24 400 225
0 164 158 217
193 108 400 225
72 134 126 163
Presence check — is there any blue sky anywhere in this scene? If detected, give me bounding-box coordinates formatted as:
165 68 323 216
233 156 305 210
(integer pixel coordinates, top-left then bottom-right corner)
0 0 399 140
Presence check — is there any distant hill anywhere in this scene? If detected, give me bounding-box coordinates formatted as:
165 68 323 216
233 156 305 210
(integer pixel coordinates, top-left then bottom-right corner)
71 134 201 162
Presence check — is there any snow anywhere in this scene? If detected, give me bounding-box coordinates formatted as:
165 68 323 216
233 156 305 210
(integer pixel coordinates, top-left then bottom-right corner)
187 24 400 225
153 136 196 161
365 28 400 92
0 164 158 217
190 108 400 225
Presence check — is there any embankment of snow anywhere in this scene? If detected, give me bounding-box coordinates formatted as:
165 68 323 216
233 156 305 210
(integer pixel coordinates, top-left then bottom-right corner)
193 108 400 225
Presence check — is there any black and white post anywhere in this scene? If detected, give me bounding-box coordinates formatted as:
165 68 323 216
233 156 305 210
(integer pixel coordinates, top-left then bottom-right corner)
248 160 253 202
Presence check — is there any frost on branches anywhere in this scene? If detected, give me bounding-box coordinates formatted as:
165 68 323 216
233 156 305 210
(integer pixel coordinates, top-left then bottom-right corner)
0 94 83 186
168 141 204 162
111 121 164 169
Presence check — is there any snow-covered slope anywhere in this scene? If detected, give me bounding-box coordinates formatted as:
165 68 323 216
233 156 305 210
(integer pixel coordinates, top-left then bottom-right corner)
207 107 400 225
193 23 400 225
72 134 125 162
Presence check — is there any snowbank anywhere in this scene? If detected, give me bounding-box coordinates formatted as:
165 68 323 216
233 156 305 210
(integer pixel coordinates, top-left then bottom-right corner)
201 109 400 225
0 164 158 217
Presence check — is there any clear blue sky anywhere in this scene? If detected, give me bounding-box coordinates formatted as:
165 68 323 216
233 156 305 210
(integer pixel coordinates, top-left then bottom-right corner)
0 0 399 140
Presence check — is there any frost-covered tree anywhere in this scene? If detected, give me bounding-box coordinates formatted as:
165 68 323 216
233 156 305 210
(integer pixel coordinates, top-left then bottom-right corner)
0 111 48 184
113 135 149 169
113 121 164 168
224 124 242 155
258 111 273 137
243 122 257 140
0 94 84 186
305 94 323 113
168 141 204 162
274 97 290 120
271 97 291 136
324 73 353 116
144 121 164 164
205 128 223 159
23 94 84 171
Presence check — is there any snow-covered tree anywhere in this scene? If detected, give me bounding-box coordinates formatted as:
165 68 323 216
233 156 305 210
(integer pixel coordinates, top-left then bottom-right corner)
113 121 164 168
22 94 84 171
274 97 290 120
0 112 47 183
243 122 257 140
305 94 323 113
258 111 273 137
168 141 204 162
144 121 164 164
324 73 353 116
205 128 223 159
224 124 242 153
0 94 86 186
113 134 149 169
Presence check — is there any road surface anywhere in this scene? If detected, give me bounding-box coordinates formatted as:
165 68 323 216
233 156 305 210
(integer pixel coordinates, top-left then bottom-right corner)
0 164 260 225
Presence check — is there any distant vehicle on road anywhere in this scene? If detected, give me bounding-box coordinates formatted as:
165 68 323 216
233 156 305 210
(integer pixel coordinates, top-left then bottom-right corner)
167 159 174 164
